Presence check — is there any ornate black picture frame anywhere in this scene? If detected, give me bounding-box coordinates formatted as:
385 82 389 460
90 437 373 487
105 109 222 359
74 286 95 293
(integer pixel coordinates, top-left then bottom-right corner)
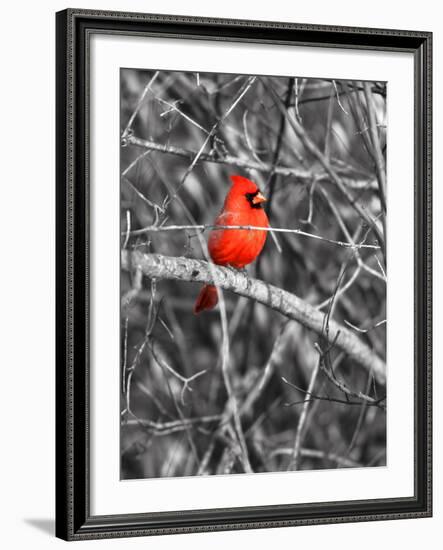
55 8 432 541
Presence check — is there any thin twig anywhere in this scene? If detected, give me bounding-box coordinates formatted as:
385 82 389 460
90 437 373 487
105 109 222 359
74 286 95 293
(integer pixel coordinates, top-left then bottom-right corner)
163 76 257 211
124 223 380 250
150 342 207 405
344 319 387 333
265 80 386 260
147 156 252 474
122 71 160 138
316 265 361 311
345 369 375 458
242 109 266 166
150 341 201 465
282 376 385 409
262 77 295 254
317 186 385 281
125 135 378 191
363 81 387 213
240 321 291 417
332 80 349 115
287 357 320 470
154 93 209 135
122 175 165 213
270 447 360 468
121 150 152 178
122 210 131 249
314 342 385 409
122 317 129 394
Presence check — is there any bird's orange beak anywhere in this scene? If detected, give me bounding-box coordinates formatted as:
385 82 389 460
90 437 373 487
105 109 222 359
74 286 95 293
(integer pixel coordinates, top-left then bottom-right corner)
252 191 267 205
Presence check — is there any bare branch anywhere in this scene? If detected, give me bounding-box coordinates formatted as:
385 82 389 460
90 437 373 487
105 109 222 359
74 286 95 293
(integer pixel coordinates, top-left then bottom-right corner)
122 71 160 139
344 319 387 333
314 343 385 409
121 251 386 383
287 357 320 470
124 414 222 435
145 155 252 474
363 81 387 212
270 447 360 468
332 80 349 115
163 76 257 210
125 223 380 250
265 81 386 258
125 134 377 191
241 321 291 416
282 376 385 409
122 175 165 213
149 342 207 406
317 186 385 281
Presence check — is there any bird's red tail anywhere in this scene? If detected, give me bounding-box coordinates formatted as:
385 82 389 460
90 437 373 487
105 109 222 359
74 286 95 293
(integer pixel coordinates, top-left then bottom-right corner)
194 285 218 314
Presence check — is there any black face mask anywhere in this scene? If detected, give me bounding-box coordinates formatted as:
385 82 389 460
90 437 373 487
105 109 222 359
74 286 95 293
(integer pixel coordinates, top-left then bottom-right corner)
245 191 264 209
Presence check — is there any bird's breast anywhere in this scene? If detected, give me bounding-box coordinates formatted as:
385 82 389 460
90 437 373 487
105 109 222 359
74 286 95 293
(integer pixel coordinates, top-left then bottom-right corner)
208 209 268 268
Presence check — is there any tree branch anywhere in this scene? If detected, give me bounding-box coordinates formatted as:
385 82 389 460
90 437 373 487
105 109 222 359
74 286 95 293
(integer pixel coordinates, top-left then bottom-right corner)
264 81 386 260
125 135 377 191
122 251 386 384
125 223 380 250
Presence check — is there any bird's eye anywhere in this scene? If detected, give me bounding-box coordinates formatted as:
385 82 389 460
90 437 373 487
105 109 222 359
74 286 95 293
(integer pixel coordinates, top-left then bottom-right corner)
245 190 266 209
245 192 257 202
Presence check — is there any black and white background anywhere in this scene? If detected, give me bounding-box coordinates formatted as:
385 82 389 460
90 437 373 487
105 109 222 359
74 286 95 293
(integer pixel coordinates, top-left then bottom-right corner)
120 69 387 480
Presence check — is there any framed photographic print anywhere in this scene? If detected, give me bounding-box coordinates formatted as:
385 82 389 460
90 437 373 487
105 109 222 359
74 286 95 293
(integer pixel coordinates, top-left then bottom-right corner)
55 9 432 541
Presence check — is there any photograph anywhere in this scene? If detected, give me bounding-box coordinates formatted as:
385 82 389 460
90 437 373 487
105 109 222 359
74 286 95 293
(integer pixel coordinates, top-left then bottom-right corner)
119 68 387 480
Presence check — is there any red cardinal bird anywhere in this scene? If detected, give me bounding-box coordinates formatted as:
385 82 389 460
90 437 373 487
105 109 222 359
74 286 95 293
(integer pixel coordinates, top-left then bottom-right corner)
194 174 269 314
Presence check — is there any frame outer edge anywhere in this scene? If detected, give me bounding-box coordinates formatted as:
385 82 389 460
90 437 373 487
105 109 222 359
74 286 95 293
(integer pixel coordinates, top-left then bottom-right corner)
55 8 69 541
63 8 431 38
55 9 433 540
